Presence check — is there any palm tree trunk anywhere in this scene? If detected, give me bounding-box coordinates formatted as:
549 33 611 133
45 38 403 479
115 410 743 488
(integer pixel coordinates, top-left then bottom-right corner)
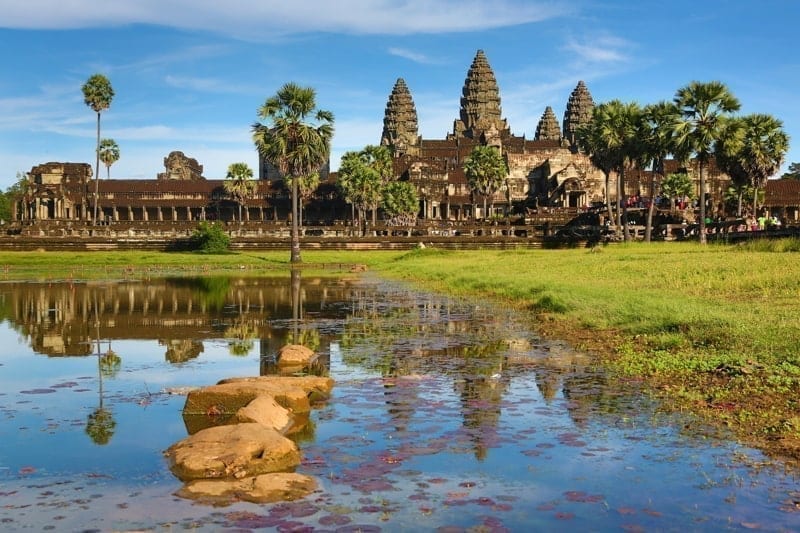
290 176 301 263
604 172 613 226
645 166 658 242
93 112 101 225
699 162 707 244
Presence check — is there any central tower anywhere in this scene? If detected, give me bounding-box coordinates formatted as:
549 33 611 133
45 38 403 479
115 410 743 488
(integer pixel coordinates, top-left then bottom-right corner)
451 50 509 142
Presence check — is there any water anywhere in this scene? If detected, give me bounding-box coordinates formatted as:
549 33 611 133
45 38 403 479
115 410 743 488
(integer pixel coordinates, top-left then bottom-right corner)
0 275 798 532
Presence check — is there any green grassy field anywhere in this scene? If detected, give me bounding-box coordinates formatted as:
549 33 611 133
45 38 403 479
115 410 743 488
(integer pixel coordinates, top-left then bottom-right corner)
3 241 799 459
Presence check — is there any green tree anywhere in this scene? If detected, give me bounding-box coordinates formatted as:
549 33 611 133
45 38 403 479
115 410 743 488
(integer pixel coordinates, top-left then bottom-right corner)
223 162 256 222
288 171 320 227
672 81 740 243
381 180 419 224
252 82 334 264
781 162 800 180
578 100 641 240
640 101 679 240
82 74 114 225
463 145 507 220
98 138 120 179
337 149 383 227
718 114 788 215
577 114 616 224
191 221 231 253
661 172 694 212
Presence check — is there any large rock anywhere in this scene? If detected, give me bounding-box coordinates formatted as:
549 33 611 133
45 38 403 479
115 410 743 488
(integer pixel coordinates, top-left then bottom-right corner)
176 473 317 504
165 423 300 482
234 395 292 433
183 376 334 422
277 344 317 367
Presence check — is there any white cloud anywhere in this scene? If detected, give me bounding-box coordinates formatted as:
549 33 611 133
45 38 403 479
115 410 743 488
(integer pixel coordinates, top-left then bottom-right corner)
563 34 631 64
0 1 570 38
387 48 440 65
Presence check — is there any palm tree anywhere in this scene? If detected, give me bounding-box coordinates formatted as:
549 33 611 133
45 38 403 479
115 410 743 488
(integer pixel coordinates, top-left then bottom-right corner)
722 114 788 216
577 116 616 225
252 83 334 263
463 145 507 220
640 102 679 241
672 81 740 243
223 162 256 221
82 74 114 225
579 100 641 240
292 171 320 228
98 138 120 180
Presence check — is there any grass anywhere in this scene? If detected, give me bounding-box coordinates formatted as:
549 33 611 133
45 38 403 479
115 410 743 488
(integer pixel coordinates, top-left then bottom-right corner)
3 241 800 460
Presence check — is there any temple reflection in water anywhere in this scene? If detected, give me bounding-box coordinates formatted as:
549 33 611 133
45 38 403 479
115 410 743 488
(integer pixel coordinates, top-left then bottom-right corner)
0 276 361 364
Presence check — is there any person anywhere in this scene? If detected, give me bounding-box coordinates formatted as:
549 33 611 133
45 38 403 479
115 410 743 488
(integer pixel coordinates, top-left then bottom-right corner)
757 214 766 231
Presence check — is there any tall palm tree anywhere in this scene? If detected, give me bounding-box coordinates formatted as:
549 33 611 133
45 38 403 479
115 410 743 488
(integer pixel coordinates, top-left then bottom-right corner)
580 100 641 240
82 74 114 225
640 102 680 241
98 138 120 179
463 145 507 220
293 171 320 228
731 114 788 216
672 81 740 243
252 83 334 263
223 162 256 222
577 115 616 225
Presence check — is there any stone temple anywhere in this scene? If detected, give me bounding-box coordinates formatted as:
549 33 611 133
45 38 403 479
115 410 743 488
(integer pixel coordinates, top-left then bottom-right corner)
17 48 791 229
379 49 730 220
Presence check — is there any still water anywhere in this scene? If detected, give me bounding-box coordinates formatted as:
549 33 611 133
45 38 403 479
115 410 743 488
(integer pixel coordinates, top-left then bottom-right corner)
0 274 798 532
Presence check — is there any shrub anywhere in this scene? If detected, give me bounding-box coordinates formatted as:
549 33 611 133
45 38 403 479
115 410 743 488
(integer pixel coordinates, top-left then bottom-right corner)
191 221 231 253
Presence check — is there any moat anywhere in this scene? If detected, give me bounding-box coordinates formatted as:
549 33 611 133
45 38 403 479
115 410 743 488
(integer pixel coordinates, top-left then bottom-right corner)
0 275 798 531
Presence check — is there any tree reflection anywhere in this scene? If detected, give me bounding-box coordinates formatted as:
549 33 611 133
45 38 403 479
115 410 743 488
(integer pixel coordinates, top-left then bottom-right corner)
86 299 116 445
225 317 257 356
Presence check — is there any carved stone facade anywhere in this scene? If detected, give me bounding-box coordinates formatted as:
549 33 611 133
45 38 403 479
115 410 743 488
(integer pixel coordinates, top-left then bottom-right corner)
383 50 608 218
158 151 204 181
380 78 420 157
535 107 562 142
562 80 595 149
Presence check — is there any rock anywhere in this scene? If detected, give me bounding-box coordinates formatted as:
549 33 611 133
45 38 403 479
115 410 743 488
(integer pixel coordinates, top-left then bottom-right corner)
183 376 334 422
277 344 317 367
234 395 292 433
165 423 300 482
176 472 318 504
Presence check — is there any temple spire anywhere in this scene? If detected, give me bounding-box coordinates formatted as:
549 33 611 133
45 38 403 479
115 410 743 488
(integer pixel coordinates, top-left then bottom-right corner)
380 78 419 156
535 106 561 142
562 80 594 148
452 49 509 140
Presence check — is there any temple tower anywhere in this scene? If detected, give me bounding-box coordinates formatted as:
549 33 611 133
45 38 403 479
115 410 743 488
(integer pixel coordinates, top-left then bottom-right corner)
562 80 594 148
535 106 561 142
380 78 420 156
451 50 509 141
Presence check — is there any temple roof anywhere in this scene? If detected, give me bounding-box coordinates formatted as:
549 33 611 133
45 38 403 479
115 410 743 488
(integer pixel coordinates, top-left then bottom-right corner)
380 78 419 152
562 81 594 147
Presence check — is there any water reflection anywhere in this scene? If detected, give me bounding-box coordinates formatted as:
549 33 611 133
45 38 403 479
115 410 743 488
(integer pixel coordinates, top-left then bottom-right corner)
0 274 355 369
0 275 798 531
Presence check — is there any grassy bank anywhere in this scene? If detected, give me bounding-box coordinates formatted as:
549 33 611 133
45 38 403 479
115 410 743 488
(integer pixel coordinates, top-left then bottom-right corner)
3 242 799 460
370 241 800 461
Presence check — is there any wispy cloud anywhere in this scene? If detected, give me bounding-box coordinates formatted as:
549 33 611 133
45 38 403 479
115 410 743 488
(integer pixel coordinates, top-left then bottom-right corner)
563 34 632 65
387 48 440 65
0 1 570 38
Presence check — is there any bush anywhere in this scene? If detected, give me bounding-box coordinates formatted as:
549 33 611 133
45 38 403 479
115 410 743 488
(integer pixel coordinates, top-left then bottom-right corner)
191 221 231 253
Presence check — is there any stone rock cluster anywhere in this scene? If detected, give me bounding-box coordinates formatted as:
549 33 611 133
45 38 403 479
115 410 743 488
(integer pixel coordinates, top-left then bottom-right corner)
164 344 333 504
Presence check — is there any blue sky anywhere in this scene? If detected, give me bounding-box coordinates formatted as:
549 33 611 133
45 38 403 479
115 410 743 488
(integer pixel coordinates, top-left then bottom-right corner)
1 0 798 190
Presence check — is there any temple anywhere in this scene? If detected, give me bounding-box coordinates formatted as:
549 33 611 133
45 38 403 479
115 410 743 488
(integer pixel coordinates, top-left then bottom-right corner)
9 49 798 230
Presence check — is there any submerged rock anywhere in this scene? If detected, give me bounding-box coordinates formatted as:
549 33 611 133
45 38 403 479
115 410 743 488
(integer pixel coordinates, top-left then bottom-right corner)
276 344 317 367
183 375 334 421
165 423 301 481
176 472 318 504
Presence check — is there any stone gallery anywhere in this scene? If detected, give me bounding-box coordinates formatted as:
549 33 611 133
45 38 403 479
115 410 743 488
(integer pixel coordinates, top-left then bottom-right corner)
13 49 736 226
